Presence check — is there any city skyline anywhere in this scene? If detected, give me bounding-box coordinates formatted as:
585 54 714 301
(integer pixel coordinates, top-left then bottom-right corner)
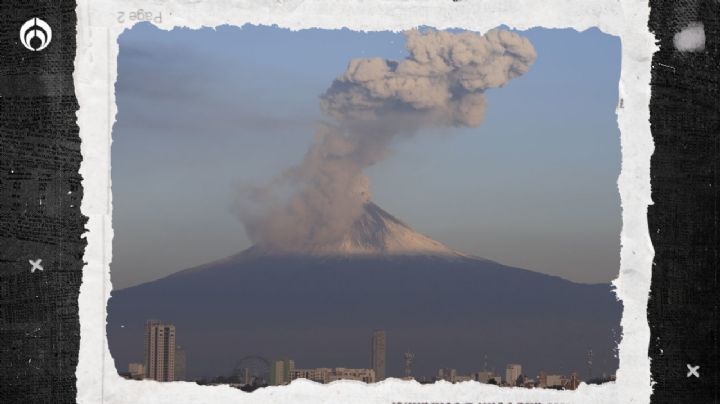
123 324 611 389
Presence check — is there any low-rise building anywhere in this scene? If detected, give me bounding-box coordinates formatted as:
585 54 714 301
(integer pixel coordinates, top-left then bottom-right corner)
437 368 457 382
564 372 580 390
475 371 495 383
327 368 375 383
454 375 474 383
290 367 332 383
291 367 375 384
128 362 145 380
545 374 563 388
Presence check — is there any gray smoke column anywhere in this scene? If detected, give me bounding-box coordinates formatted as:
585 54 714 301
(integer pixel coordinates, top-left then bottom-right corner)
233 29 536 250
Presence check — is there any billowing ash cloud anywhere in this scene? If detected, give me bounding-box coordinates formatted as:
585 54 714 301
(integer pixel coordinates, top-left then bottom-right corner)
232 29 536 250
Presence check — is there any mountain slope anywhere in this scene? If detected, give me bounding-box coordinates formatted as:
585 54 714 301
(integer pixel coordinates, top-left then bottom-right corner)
107 204 621 380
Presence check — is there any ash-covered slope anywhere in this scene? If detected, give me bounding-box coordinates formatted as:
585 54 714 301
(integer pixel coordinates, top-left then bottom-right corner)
108 203 621 381
245 202 464 258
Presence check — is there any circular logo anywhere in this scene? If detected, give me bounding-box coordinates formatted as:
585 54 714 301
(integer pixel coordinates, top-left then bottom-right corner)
20 18 52 51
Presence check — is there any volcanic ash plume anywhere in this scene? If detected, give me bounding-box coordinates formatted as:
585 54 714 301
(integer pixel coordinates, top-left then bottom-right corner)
233 29 536 251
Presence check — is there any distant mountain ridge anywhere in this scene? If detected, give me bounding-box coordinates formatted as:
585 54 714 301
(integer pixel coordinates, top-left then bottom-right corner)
108 203 621 380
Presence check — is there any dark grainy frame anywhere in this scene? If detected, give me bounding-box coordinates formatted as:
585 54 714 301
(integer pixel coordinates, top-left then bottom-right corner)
0 1 717 403
647 0 719 403
0 1 86 403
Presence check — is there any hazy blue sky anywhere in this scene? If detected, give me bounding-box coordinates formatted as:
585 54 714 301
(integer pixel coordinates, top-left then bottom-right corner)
112 23 621 288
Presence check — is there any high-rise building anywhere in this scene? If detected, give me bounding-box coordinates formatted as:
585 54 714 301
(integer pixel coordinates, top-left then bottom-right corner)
371 330 386 381
505 364 522 386
270 359 295 386
175 346 187 381
144 320 176 382
403 351 415 380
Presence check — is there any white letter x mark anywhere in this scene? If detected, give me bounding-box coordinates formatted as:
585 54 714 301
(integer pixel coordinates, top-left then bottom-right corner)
29 259 43 273
687 364 699 378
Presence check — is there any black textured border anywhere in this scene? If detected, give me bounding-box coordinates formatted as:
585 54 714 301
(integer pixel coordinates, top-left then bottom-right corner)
0 1 86 403
0 0 718 402
647 0 719 403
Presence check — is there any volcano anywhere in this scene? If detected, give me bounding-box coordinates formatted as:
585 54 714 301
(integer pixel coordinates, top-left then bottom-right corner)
242 202 463 257
108 203 621 381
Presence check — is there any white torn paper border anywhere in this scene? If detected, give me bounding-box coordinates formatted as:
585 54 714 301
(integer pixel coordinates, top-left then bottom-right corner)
74 0 656 402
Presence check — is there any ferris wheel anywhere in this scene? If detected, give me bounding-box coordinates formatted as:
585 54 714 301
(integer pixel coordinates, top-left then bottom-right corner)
233 355 271 385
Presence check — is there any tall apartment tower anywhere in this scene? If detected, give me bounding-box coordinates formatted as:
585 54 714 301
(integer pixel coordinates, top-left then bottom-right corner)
371 330 386 381
175 346 187 381
505 364 522 386
270 359 295 386
144 320 176 382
